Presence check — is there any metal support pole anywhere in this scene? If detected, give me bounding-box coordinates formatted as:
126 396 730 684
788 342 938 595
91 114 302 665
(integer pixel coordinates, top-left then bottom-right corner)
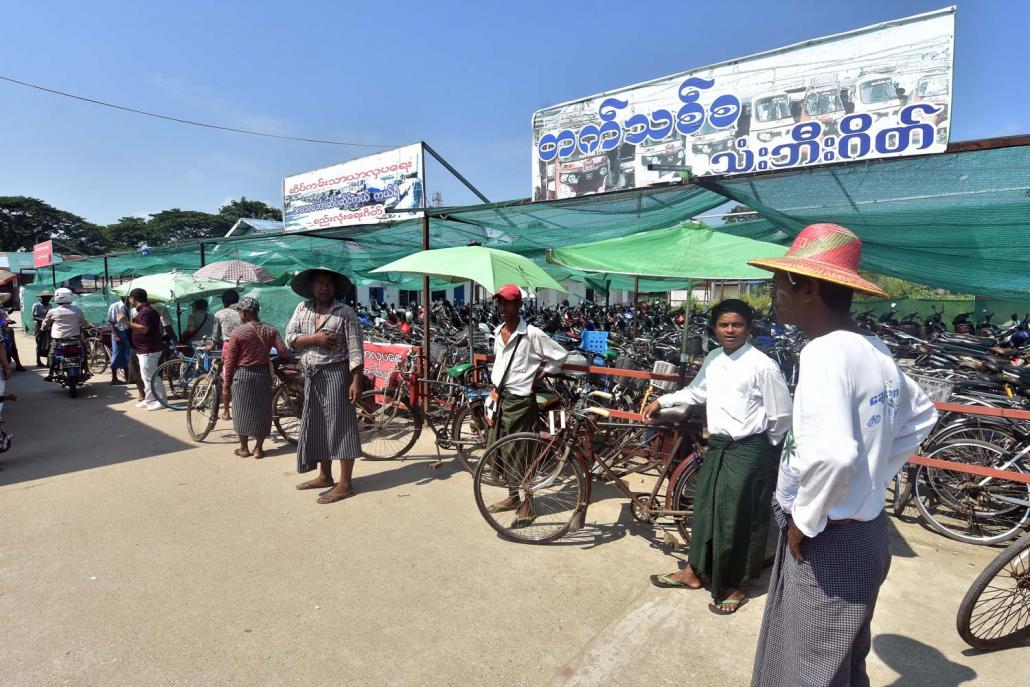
632 275 639 339
422 213 431 393
679 279 693 381
50 263 56 289
199 243 207 267
103 256 110 295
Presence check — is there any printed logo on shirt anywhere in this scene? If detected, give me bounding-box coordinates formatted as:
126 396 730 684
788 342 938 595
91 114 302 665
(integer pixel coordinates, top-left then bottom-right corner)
781 429 796 465
867 379 900 421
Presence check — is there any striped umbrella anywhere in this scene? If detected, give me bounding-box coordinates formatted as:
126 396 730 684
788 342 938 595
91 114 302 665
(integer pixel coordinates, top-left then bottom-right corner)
194 259 276 284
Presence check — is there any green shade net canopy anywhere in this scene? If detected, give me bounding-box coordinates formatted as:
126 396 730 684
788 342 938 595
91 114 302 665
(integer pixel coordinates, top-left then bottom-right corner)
703 142 1030 299
111 272 238 302
372 246 565 293
546 222 787 280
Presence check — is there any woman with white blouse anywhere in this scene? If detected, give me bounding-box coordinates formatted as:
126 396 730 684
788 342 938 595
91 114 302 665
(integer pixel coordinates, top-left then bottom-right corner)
644 299 792 615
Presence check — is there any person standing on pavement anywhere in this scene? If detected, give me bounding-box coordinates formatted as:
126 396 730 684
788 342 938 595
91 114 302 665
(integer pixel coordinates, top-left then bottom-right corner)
747 224 938 687
120 288 167 411
285 268 364 504
485 284 568 527
212 289 242 347
32 291 53 367
106 296 131 385
645 299 792 615
221 297 287 460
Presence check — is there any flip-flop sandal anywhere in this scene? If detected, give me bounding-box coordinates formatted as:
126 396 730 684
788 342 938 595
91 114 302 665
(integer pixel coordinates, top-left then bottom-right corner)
317 491 355 504
487 499 520 513
296 481 336 491
650 573 702 590
233 449 252 457
511 513 536 528
708 597 749 615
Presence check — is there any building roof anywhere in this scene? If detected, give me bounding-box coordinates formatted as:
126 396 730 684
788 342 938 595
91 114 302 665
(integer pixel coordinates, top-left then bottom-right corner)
226 218 285 237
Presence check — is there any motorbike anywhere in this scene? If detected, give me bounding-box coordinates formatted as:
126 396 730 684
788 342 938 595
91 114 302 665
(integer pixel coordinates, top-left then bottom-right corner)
50 337 89 397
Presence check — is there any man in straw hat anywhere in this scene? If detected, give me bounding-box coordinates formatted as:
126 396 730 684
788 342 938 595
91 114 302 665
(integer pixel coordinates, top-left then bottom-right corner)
747 223 937 686
285 268 364 504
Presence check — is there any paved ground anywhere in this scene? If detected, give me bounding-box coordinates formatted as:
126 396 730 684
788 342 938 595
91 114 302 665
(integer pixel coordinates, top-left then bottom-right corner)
1 329 1028 686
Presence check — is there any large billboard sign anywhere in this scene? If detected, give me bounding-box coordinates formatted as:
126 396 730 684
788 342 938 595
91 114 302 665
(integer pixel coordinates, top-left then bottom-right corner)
531 7 955 201
283 143 425 232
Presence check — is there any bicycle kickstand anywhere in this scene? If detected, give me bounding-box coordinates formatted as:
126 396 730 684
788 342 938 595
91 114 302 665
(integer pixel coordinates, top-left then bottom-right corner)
427 444 445 471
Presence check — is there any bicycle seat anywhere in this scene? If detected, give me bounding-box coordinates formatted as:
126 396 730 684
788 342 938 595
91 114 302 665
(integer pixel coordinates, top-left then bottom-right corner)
650 406 691 427
535 392 561 410
447 362 474 379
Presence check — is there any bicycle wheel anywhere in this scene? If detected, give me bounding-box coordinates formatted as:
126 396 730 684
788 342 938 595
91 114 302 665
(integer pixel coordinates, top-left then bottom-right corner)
914 440 1030 546
152 359 193 410
186 374 220 442
957 532 1030 650
671 455 702 545
85 338 109 374
356 388 422 460
272 378 303 445
473 432 587 544
451 403 488 474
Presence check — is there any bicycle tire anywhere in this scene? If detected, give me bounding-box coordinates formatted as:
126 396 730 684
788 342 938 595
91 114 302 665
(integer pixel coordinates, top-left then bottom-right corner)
957 531 1030 650
671 455 702 545
914 440 1030 546
451 403 488 474
272 378 303 445
85 338 109 374
152 359 192 410
356 389 422 460
892 467 915 517
472 432 587 544
186 375 219 442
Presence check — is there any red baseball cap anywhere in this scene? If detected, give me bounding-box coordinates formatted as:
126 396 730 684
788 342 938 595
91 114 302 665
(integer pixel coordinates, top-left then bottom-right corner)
492 284 523 301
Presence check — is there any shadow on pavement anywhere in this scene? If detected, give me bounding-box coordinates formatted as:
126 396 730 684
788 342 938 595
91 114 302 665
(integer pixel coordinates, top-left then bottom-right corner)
874 633 977 686
0 369 194 486
886 515 918 558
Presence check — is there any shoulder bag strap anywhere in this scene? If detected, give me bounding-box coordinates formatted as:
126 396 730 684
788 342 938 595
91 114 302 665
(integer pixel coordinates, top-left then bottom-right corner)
495 333 524 395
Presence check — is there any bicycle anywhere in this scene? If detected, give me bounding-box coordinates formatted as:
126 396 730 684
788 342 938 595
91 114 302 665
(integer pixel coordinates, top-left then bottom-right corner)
957 530 1030 650
187 354 304 444
153 338 217 410
472 401 705 545
84 325 112 375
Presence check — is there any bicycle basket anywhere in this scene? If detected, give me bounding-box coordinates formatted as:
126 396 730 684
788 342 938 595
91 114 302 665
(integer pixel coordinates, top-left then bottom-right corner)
651 360 679 392
907 372 955 404
580 330 609 355
615 354 646 390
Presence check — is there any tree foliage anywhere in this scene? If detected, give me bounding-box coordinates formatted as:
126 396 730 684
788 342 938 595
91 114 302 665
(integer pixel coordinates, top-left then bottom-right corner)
218 196 282 221
720 204 756 224
0 196 109 254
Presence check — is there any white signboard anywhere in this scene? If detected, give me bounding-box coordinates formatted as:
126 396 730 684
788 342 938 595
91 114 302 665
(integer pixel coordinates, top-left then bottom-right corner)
531 7 955 201
283 143 425 231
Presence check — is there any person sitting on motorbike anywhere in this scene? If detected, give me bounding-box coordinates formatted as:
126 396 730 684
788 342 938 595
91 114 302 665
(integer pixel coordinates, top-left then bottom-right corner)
40 288 89 381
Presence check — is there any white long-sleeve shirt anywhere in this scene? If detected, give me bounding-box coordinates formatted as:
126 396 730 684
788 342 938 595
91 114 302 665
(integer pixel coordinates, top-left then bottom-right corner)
775 330 938 538
657 342 793 445
491 319 569 397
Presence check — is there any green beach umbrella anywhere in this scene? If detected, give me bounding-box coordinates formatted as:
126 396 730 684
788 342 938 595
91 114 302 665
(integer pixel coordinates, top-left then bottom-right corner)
371 246 566 293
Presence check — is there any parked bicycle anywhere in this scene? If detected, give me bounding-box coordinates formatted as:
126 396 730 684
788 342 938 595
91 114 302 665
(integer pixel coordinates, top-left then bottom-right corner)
957 530 1030 650
153 338 217 410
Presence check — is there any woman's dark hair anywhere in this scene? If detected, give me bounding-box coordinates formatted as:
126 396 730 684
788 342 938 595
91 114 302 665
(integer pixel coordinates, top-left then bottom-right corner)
129 288 148 303
788 274 854 312
222 289 240 307
193 299 208 310
711 298 754 327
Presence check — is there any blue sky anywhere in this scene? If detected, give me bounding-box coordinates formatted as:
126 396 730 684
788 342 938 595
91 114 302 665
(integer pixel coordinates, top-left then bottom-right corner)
0 0 1026 225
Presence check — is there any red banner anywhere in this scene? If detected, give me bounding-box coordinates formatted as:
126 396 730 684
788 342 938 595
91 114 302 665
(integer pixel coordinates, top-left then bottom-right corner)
363 342 414 398
33 240 53 268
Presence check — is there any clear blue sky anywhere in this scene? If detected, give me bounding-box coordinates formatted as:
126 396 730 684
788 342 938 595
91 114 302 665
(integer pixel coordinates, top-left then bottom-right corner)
0 0 1026 225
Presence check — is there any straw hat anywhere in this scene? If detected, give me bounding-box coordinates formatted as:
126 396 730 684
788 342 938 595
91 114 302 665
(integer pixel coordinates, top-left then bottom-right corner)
747 223 887 298
290 267 352 299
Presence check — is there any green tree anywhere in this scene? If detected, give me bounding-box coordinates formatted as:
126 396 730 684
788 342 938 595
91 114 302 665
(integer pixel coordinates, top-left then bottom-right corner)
103 216 154 251
146 209 233 244
218 196 282 222
720 204 756 224
0 196 108 253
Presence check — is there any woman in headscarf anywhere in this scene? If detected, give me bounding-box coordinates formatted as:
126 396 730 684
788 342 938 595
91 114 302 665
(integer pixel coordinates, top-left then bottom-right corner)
643 299 793 615
221 297 287 460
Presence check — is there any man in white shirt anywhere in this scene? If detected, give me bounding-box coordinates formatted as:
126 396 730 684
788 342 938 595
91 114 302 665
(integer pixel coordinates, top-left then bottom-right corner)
41 288 89 381
106 297 131 384
748 224 937 687
486 284 568 526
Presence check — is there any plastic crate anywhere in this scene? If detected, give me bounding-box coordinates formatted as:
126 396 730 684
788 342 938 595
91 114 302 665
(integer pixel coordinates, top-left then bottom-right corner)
908 372 955 403
580 330 609 355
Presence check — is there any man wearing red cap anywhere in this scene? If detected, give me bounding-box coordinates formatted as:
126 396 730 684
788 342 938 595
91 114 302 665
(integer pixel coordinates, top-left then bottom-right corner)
486 284 568 526
748 224 937 687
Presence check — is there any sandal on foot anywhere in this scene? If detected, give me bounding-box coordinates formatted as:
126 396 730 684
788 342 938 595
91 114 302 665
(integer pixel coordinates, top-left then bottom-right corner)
317 490 355 504
650 573 701 590
296 480 335 491
233 449 252 457
708 597 749 615
487 497 520 513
